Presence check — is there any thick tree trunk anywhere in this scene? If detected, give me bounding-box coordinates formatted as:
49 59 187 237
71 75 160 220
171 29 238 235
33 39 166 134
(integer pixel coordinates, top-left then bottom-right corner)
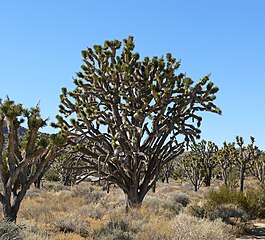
2 200 20 222
204 171 212 187
124 189 145 211
34 167 47 189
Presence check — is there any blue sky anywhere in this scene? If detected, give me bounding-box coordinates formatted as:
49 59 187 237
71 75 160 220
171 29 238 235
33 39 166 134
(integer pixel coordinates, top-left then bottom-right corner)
0 1 265 149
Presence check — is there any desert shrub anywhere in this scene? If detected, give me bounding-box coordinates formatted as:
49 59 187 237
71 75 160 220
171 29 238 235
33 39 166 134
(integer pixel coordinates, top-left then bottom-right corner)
23 229 50 240
75 203 106 219
72 185 104 203
20 203 53 224
207 185 247 209
173 214 235 240
186 203 205 218
244 185 265 218
53 215 89 237
208 204 249 223
25 189 41 198
93 215 137 240
171 192 190 207
135 217 175 240
206 204 250 235
135 214 235 240
144 198 161 214
43 182 69 192
0 220 23 240
206 185 265 219
162 202 183 215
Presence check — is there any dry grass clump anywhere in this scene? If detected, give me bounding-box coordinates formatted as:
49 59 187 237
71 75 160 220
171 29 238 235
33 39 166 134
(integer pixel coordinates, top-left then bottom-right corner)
53 215 89 237
0 220 24 240
92 217 136 240
139 197 183 220
169 192 190 207
71 183 105 204
134 216 175 240
185 203 206 218
173 214 235 240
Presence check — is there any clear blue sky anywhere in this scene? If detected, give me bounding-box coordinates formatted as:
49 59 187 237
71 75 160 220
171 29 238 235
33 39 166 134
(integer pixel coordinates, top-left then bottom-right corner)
0 1 265 149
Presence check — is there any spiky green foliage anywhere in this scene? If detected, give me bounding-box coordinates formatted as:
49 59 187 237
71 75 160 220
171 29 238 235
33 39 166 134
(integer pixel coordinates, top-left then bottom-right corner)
0 98 65 222
55 36 221 207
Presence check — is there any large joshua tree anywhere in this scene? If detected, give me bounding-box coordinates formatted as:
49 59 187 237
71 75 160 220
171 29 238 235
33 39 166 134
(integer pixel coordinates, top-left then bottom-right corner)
54 36 221 208
0 98 64 222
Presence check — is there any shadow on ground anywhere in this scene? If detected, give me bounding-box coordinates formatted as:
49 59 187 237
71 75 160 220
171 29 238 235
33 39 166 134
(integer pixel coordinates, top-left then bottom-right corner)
238 222 265 240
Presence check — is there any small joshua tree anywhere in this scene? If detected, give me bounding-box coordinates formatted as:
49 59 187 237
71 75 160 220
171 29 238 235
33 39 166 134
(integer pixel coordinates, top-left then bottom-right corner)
216 141 237 186
249 150 265 183
0 98 64 222
236 136 259 192
190 140 218 186
179 152 205 192
54 36 221 208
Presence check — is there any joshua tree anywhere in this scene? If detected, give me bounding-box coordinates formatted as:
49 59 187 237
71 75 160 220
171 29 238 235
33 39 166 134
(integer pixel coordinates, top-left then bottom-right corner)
0 98 64 222
190 140 218 186
216 141 237 186
249 150 264 184
179 152 205 192
160 162 175 184
54 36 221 208
236 136 258 192
56 153 91 186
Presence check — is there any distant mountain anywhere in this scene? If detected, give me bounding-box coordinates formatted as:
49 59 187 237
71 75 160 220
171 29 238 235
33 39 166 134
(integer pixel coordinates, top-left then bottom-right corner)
3 124 27 137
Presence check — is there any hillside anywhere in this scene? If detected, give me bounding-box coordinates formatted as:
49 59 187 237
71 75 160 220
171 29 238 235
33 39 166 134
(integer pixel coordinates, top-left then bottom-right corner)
3 124 27 137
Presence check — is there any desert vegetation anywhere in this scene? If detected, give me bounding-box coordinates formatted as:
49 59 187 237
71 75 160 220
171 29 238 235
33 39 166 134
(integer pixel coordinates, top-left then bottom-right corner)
1 37 265 239
1 180 240 240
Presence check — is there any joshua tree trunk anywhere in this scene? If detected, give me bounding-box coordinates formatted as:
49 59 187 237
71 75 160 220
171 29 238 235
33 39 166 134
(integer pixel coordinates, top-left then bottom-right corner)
204 170 212 187
123 174 156 210
125 189 144 210
260 165 265 184
1 187 27 222
3 205 18 222
152 181 156 193
194 173 199 192
194 182 198 192
222 169 228 185
239 163 246 192
165 172 169 183
34 174 44 189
